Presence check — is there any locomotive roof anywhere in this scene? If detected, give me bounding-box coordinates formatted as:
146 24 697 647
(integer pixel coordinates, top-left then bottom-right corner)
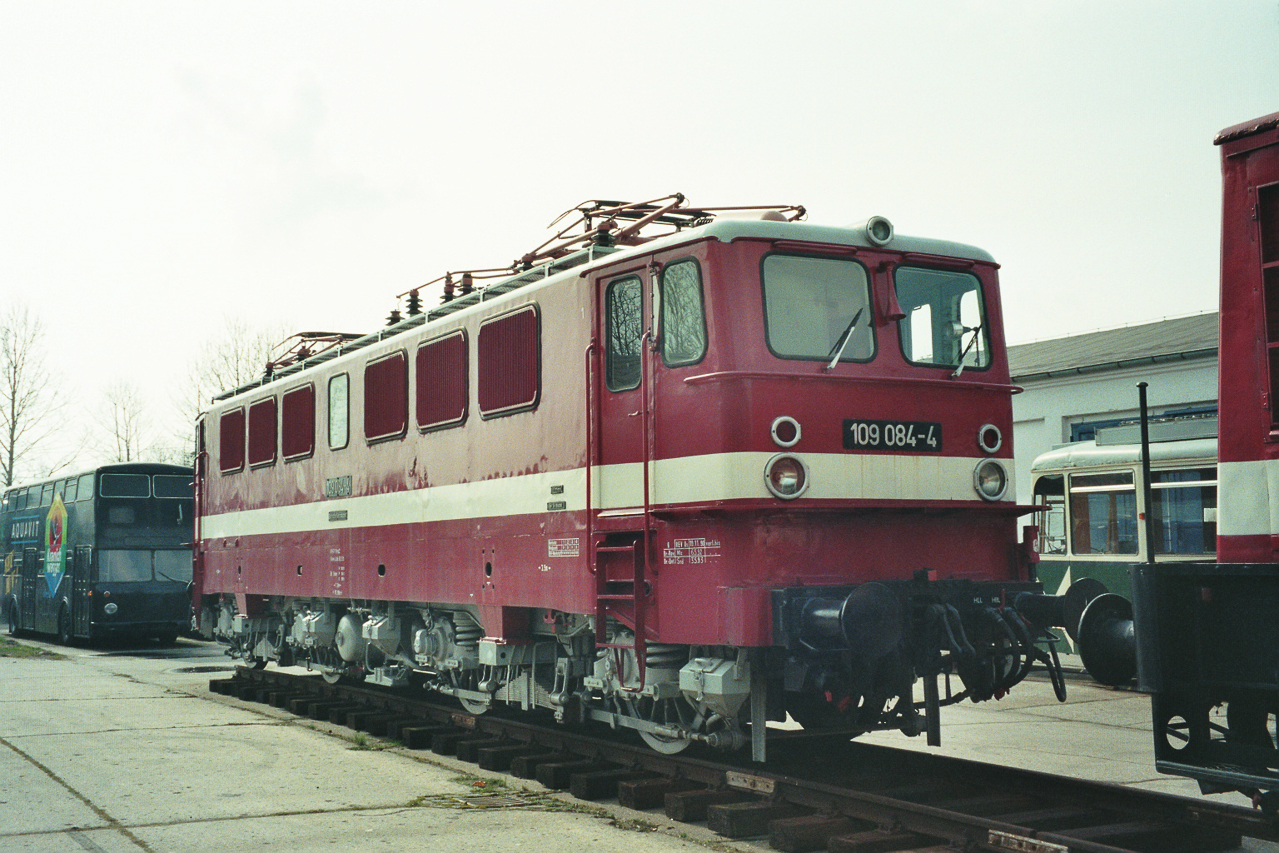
210 215 996 404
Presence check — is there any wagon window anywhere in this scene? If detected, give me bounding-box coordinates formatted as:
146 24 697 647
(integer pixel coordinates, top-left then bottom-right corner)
364 351 408 442
606 276 642 391
1150 467 1217 555
661 260 707 367
1032 474 1066 555
248 397 278 468
416 331 468 430
328 374 349 450
281 384 316 460
219 408 246 473
1068 472 1138 555
478 305 540 417
895 267 989 370
762 255 874 362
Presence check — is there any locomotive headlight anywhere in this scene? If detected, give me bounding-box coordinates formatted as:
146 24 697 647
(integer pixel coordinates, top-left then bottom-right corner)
765 454 809 499
973 459 1009 501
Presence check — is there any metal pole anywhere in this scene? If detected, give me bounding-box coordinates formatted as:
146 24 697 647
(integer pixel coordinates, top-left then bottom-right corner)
1138 382 1157 564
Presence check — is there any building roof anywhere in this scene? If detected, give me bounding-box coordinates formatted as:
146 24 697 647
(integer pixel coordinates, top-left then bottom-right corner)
1008 312 1218 381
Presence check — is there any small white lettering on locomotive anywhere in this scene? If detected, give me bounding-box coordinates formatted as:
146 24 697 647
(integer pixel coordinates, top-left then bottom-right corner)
548 538 580 558
663 537 722 565
329 547 346 594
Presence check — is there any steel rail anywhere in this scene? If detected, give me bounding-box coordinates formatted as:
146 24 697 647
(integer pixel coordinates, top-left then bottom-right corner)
212 667 1273 853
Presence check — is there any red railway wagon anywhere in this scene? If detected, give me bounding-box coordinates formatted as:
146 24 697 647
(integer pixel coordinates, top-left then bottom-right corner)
195 197 1073 760
1134 113 1279 802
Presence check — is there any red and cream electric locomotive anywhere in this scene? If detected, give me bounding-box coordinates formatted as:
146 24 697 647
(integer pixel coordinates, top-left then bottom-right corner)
195 195 1074 760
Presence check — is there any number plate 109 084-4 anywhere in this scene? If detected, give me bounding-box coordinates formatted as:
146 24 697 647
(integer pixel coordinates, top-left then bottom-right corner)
842 419 943 452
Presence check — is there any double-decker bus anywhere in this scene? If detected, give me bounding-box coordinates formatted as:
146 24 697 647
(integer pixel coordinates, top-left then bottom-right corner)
2 462 193 644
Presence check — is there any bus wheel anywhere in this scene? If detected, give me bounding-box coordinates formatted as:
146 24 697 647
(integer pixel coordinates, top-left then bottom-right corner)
57 606 73 646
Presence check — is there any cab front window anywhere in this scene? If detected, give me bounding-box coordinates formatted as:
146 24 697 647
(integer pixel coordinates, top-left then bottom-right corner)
762 255 873 363
895 267 989 370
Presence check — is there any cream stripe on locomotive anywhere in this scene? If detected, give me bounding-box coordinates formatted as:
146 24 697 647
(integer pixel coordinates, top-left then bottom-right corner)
1218 459 1279 537
201 451 1011 539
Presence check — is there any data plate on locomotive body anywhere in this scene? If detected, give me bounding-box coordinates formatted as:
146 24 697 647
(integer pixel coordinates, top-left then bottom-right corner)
842 419 942 452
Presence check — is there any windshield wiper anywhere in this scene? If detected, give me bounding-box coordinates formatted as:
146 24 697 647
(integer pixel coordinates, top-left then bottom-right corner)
825 308 865 371
950 325 983 378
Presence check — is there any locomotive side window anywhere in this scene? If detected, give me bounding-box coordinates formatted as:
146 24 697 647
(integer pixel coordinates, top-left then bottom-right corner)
606 276 642 391
895 267 989 369
478 304 540 417
661 260 707 367
219 408 246 473
416 331 468 431
328 374 349 450
1068 472 1138 555
248 397 278 468
281 384 316 460
761 255 874 362
364 351 408 443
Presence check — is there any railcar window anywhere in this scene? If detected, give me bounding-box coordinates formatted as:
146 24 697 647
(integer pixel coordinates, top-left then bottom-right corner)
100 474 149 498
219 408 246 473
364 351 408 442
606 276 642 391
99 549 152 582
328 374 349 450
248 397 278 467
152 475 191 499
761 255 873 362
1150 467 1217 555
1033 474 1066 555
478 305 540 417
661 260 707 367
416 331 468 430
1068 472 1138 555
154 550 193 583
76 474 93 501
281 384 316 460
895 267 990 370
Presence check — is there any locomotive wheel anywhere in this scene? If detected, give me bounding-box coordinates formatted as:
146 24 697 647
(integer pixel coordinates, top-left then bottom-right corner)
458 696 491 715
639 730 690 755
321 669 342 684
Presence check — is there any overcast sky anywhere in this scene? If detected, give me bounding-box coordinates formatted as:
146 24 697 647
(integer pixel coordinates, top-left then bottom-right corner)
2 1 1277 471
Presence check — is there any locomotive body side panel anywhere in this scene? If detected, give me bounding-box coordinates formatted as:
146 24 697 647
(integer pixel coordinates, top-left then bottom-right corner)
1216 112 1279 562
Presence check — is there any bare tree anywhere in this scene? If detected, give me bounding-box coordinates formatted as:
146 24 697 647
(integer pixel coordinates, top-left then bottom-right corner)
166 317 288 461
94 380 151 463
0 302 66 487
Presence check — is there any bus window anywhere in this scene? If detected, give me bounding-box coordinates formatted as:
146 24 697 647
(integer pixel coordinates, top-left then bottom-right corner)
101 474 149 498
63 477 78 502
99 550 152 582
40 482 54 506
76 474 93 501
1151 467 1217 554
1069 472 1138 555
154 550 193 584
104 504 138 525
152 475 191 499
1033 474 1066 555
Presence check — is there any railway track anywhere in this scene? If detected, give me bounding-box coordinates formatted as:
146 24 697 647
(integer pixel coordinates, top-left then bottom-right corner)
211 667 1277 853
